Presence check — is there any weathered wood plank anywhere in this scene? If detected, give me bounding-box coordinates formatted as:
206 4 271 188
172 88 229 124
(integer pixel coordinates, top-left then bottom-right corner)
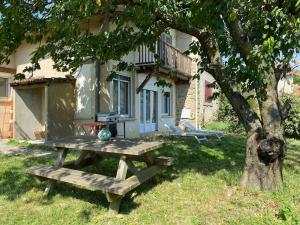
27 165 134 195
89 152 103 173
108 156 129 214
26 163 164 196
154 156 175 166
116 157 128 180
0 67 16 74
113 165 164 194
63 157 94 169
44 136 165 156
143 152 159 183
44 148 68 196
125 159 139 175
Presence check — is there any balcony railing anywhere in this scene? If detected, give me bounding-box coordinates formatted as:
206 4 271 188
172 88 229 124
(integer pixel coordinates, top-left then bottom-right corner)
136 39 192 77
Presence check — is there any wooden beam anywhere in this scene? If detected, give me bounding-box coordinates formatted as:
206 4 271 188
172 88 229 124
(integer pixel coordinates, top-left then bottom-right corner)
0 67 16 74
136 70 156 94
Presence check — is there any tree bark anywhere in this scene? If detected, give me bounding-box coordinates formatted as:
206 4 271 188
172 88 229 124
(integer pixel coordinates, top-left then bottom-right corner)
240 128 285 191
150 10 287 191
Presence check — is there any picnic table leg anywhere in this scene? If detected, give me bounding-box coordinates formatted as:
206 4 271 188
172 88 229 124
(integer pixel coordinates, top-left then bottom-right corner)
74 151 89 168
143 153 159 183
89 152 103 173
108 156 128 215
44 148 68 196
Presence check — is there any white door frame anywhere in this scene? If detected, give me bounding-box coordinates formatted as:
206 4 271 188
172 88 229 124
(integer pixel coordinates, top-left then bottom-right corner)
139 89 158 133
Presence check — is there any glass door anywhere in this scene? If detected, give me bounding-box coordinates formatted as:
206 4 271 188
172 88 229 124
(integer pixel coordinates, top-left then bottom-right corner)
139 90 158 133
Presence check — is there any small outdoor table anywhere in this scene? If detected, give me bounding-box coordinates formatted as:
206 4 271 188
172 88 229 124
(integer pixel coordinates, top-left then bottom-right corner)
26 136 174 214
79 123 106 135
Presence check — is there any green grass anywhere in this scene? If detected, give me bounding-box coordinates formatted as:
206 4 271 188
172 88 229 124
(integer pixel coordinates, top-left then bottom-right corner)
203 121 231 132
0 136 299 225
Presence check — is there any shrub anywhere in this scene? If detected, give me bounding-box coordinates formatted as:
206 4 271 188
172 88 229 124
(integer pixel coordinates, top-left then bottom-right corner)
294 76 300 85
215 94 300 138
216 94 245 134
277 204 300 224
282 95 300 139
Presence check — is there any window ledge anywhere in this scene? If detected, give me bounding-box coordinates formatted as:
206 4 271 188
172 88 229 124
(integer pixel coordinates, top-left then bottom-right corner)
119 117 136 122
161 115 173 118
203 103 213 107
0 97 10 102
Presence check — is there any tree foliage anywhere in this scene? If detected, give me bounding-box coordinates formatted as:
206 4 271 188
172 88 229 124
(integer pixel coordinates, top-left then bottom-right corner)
1 1 299 85
0 1 299 105
282 95 300 138
1 0 300 190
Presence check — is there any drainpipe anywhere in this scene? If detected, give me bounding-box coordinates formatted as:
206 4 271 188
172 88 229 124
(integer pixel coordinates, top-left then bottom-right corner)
95 60 101 121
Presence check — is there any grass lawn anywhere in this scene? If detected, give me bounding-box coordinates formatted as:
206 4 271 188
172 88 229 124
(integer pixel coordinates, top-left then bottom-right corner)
0 136 299 225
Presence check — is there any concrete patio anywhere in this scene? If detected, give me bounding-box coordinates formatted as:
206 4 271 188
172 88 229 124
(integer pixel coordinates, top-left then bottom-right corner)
0 139 55 157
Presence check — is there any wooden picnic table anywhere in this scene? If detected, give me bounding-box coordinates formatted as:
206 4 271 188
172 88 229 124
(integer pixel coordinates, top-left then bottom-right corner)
26 136 174 214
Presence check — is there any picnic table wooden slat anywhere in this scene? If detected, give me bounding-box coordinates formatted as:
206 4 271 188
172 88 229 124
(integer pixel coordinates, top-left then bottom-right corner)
26 164 165 196
44 136 164 156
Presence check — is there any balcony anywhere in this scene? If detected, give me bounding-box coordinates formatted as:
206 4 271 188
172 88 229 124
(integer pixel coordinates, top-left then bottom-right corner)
136 39 193 79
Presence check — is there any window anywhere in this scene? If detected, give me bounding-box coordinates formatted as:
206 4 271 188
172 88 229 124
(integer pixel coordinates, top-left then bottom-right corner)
162 92 171 115
164 33 173 45
204 80 213 103
113 75 131 116
0 77 9 98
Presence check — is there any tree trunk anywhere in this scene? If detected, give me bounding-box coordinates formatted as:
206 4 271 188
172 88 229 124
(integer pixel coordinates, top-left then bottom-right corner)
240 128 286 191
175 24 288 191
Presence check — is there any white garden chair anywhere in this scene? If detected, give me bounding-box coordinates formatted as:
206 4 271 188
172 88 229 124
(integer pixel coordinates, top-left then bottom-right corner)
180 119 224 140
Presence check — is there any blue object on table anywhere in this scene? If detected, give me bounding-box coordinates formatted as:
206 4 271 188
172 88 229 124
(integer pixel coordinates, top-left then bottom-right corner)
97 128 112 141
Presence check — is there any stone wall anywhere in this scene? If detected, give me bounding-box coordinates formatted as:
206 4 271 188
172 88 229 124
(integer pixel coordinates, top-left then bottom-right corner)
197 72 219 126
176 71 219 129
175 79 197 126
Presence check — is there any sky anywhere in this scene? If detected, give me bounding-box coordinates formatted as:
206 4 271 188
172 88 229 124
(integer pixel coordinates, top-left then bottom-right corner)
293 53 300 70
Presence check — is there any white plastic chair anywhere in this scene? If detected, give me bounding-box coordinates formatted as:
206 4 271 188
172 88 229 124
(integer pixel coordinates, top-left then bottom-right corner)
163 122 208 143
180 119 224 140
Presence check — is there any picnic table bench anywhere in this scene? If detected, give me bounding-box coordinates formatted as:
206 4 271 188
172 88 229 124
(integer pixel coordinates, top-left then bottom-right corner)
26 136 174 214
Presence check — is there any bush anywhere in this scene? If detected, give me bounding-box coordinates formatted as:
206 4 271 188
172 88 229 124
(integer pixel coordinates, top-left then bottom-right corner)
294 76 300 85
216 94 245 134
283 95 300 139
214 94 300 138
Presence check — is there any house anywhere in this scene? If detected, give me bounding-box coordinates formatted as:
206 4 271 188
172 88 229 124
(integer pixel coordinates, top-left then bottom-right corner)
292 69 300 97
278 73 294 95
0 21 219 140
0 56 15 138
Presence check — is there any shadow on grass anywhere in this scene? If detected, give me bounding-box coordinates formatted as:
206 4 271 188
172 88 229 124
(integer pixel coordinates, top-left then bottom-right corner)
0 136 299 216
285 142 300 172
0 151 142 213
154 135 246 185
0 135 246 215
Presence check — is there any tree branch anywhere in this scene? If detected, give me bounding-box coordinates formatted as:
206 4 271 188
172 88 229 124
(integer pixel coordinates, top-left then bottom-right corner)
280 99 292 121
100 1 263 133
153 12 262 133
227 13 252 62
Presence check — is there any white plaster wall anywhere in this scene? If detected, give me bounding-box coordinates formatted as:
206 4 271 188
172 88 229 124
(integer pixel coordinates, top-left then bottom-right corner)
278 76 293 95
9 21 199 138
1 54 16 69
198 71 219 126
15 43 66 78
175 31 192 53
14 86 45 140
137 73 176 135
74 64 96 121
117 119 139 139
